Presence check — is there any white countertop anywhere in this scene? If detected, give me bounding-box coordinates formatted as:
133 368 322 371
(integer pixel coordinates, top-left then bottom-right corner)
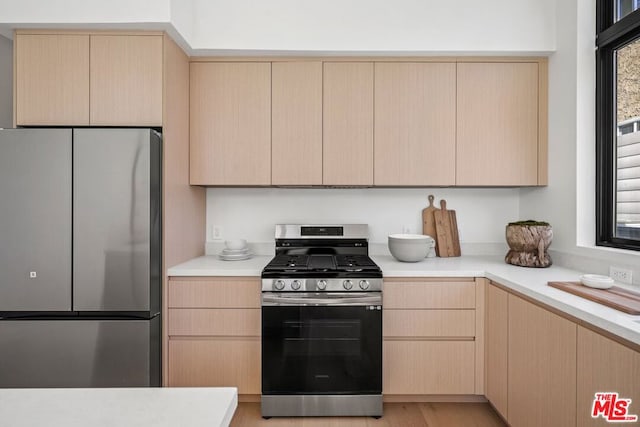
168 255 273 276
0 387 237 427
168 254 640 347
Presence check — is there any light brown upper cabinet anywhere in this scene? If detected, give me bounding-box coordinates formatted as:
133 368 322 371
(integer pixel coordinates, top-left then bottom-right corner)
15 34 90 126
374 62 456 186
457 62 543 185
89 35 163 126
323 62 374 186
15 32 163 127
189 62 272 186
271 62 323 185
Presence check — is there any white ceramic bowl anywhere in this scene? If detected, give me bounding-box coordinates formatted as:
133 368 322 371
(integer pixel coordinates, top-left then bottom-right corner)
388 234 431 262
225 239 247 250
580 274 614 289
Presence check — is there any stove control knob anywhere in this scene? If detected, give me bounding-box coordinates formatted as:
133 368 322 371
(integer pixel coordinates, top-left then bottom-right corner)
274 280 286 291
317 280 327 290
291 280 301 290
359 280 370 290
343 280 353 290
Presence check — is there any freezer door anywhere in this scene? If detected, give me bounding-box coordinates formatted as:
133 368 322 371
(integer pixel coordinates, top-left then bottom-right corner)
0 316 160 387
0 129 72 312
73 129 161 313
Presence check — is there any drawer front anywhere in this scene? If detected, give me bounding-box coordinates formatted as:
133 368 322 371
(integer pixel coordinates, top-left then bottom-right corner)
168 277 260 308
168 338 260 393
168 308 260 337
384 309 475 338
384 279 475 309
383 340 475 395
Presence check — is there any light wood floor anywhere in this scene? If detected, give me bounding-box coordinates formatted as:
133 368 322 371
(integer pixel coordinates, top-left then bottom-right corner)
231 402 507 426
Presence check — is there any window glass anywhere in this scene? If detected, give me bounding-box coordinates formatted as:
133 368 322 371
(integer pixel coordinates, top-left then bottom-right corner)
615 37 640 240
617 0 640 21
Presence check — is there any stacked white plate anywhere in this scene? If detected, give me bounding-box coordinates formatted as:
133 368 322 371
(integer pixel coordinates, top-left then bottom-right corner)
580 274 614 289
218 247 252 261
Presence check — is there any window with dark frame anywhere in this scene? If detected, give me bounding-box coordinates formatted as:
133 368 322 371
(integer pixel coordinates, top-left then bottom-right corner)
596 0 640 251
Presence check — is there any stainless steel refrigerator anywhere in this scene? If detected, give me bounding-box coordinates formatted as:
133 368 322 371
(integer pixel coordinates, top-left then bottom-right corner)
0 128 161 387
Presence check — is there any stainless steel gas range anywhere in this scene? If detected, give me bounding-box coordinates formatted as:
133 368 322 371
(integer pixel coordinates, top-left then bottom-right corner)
260 224 383 418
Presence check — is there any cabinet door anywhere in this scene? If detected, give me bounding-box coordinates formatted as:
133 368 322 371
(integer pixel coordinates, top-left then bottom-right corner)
383 278 476 309
168 338 260 393
323 62 374 186
374 62 456 186
508 294 577 427
485 284 508 419
383 340 475 394
15 34 89 125
577 326 640 426
272 62 323 185
457 63 539 185
90 35 163 126
190 63 271 185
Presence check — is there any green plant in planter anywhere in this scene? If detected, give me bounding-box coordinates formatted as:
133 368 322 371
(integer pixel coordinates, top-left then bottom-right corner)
507 220 550 227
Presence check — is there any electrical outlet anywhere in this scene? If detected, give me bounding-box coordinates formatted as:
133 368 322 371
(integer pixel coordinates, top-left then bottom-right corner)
212 225 223 240
610 266 633 285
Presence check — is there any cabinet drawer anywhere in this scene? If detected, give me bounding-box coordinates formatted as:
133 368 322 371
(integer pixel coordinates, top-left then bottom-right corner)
384 279 476 309
383 340 475 394
168 308 260 337
168 338 260 394
168 277 260 308
384 309 475 338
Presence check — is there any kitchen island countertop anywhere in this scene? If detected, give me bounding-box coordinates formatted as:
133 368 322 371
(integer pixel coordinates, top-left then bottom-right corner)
168 254 640 347
0 387 237 427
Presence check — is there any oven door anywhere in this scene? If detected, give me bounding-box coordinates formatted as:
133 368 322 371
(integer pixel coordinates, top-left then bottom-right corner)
261 292 382 396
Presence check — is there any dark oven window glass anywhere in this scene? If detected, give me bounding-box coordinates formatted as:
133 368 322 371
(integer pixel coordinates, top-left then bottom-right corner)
262 305 382 395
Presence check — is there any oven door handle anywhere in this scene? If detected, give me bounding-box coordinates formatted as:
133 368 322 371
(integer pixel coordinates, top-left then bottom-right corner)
261 293 382 306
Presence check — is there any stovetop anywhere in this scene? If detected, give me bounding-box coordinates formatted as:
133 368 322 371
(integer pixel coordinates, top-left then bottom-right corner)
262 253 382 279
261 224 383 292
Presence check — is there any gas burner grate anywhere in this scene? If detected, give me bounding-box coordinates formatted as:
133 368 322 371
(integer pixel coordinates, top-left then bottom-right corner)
335 255 379 270
267 254 310 270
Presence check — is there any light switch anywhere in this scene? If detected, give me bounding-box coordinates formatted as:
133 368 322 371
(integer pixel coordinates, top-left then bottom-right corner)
29 271 37 278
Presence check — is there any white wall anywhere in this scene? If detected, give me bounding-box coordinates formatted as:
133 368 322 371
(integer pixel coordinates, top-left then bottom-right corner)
0 0 556 55
0 0 171 38
0 0 170 23
519 0 579 252
0 35 12 128
519 0 640 284
190 0 556 53
206 188 520 246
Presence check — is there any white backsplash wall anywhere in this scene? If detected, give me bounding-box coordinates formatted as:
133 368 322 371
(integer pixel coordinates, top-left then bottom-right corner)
206 187 521 252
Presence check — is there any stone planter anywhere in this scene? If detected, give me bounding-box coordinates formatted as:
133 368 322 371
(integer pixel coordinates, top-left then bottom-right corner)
505 221 553 268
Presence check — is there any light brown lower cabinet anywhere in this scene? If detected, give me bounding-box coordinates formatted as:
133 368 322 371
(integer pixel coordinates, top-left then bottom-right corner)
382 277 480 398
577 326 640 427
508 294 577 427
485 284 508 418
168 338 260 393
166 277 261 394
383 340 475 394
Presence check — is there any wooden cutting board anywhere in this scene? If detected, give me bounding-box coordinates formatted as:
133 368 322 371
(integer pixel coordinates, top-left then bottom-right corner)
548 281 640 315
433 199 461 257
422 195 438 240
